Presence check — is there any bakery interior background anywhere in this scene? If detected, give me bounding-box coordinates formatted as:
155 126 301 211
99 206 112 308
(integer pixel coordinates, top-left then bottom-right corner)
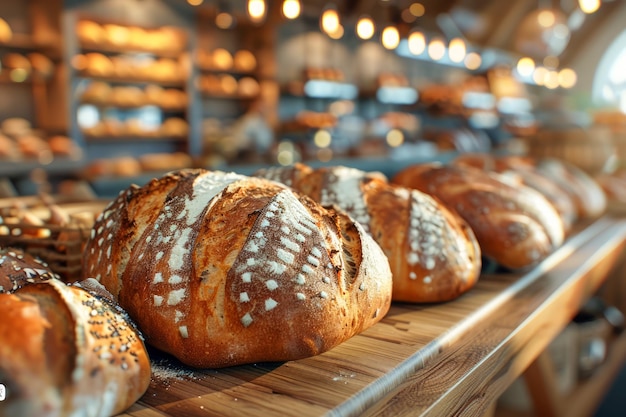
1 0 626 197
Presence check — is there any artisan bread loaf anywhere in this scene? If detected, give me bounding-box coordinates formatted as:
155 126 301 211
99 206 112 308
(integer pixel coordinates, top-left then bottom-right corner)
392 163 565 270
256 164 481 303
0 247 60 293
452 153 578 234
0 278 150 417
535 158 607 219
82 169 392 368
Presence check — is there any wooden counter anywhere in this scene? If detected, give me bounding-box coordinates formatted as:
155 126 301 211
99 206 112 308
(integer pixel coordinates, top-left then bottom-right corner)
119 216 626 417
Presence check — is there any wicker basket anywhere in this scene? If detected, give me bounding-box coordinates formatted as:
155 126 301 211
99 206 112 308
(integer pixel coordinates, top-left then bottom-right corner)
0 199 108 282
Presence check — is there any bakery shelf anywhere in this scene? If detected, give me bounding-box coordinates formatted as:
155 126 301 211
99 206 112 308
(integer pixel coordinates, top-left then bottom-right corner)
0 158 86 178
75 73 185 88
0 33 59 56
78 41 184 59
82 134 187 143
113 215 626 417
78 100 186 112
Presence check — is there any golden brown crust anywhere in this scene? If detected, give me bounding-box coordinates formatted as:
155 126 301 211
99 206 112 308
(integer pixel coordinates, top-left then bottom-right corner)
257 165 481 303
392 163 565 270
453 154 578 234
0 279 150 417
82 169 392 368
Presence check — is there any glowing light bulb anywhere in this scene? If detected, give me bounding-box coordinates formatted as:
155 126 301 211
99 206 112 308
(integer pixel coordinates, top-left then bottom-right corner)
516 57 535 77
321 8 340 35
187 0 203 5
386 129 404 147
538 9 555 28
558 68 577 88
464 52 481 70
409 3 425 17
533 66 548 85
356 16 375 40
408 31 426 55
381 26 400 50
579 0 600 14
248 0 266 23
282 0 301 19
448 38 466 63
428 38 445 61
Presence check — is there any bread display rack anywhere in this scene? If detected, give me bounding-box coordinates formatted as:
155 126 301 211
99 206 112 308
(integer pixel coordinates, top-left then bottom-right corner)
97 214 624 417
66 16 196 159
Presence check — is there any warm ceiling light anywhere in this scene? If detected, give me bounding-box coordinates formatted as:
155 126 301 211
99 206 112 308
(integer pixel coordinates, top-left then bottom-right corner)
187 0 203 5
409 3 425 17
537 9 555 28
248 0 266 23
428 38 446 61
533 66 548 85
408 31 426 55
579 0 601 14
516 57 535 77
282 0 301 19
448 37 466 63
381 26 400 50
356 16 375 40
543 55 559 69
314 129 332 148
386 129 404 147
328 24 344 39
558 68 577 88
215 12 234 29
321 7 340 35
464 52 481 70
544 70 560 89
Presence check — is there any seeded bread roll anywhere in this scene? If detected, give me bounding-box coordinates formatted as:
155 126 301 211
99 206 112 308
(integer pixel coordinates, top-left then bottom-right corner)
392 163 565 270
82 169 392 368
0 278 150 417
256 164 481 303
0 247 60 293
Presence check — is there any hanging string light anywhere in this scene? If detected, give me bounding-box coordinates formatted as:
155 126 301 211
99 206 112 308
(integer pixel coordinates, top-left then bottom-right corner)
408 31 426 55
381 25 400 50
558 68 577 88
356 16 375 40
428 37 446 61
579 0 600 14
464 52 482 70
448 38 466 63
247 0 266 24
282 0 301 20
516 57 535 77
320 6 340 36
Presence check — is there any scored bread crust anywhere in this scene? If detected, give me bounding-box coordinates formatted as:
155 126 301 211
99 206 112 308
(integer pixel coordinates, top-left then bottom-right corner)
82 169 393 368
0 279 150 417
257 165 481 303
392 163 565 270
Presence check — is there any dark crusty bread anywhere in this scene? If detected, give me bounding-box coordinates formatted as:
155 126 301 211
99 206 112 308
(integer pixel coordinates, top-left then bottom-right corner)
0 278 150 417
392 163 565 270
82 169 393 368
256 164 481 303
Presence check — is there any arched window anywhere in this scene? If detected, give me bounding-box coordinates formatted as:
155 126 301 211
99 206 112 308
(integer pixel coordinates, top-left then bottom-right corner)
593 28 626 112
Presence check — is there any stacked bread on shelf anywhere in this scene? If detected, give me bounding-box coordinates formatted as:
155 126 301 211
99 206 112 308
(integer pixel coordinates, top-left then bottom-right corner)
82 152 193 179
0 118 81 162
76 20 187 53
1 52 54 80
80 81 188 109
81 116 188 138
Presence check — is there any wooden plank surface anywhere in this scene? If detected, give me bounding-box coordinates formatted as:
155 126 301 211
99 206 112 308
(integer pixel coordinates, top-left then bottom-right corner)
117 216 626 417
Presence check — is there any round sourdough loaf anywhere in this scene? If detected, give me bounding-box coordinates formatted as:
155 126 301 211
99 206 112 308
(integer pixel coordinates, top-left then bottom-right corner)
0 278 150 417
82 169 392 368
256 164 481 303
0 247 60 293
